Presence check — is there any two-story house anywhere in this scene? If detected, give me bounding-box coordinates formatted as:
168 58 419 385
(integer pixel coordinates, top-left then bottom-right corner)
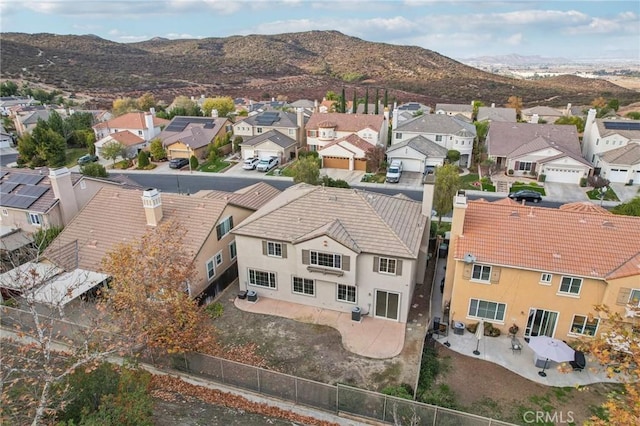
486 122 592 183
231 184 430 323
92 111 169 142
582 109 640 185
434 103 474 121
43 182 281 304
391 114 476 168
477 105 517 123
233 110 306 148
443 192 640 341
157 116 231 161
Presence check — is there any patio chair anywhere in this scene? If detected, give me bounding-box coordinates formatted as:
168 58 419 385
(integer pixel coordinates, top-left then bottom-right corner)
570 350 586 371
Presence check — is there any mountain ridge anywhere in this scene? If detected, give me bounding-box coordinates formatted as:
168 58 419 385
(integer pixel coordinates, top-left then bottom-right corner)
1 31 638 107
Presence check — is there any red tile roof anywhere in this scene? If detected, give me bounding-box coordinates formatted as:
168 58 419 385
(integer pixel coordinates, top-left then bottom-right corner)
306 112 385 133
454 200 640 280
108 130 145 146
94 112 169 131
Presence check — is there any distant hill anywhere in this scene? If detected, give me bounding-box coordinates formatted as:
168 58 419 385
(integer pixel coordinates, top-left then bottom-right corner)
1 31 638 107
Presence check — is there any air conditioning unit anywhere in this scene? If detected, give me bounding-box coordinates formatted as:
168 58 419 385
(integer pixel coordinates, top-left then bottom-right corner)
464 253 476 264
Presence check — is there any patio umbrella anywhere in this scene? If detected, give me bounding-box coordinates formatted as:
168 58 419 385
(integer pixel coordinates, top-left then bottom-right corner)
473 321 484 355
527 336 575 377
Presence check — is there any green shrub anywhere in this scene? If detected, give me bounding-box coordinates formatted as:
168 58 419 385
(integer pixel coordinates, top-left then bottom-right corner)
113 159 133 169
190 155 199 170
205 302 224 319
322 175 350 188
382 384 414 400
81 162 108 177
580 177 588 187
137 150 150 168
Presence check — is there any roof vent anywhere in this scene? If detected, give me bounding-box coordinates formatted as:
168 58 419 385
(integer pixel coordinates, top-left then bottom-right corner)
602 220 614 228
552 253 561 259
510 211 519 218
329 195 337 201
579 217 587 224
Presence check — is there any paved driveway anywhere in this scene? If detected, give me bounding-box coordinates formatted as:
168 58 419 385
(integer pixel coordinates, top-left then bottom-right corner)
610 182 640 203
542 182 588 203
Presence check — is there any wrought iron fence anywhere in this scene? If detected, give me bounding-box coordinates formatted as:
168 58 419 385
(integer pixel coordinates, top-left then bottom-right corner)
2 306 515 425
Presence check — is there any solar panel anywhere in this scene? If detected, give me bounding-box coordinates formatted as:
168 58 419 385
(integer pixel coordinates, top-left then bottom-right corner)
0 193 38 209
16 185 48 198
603 121 640 131
0 182 18 194
7 174 45 185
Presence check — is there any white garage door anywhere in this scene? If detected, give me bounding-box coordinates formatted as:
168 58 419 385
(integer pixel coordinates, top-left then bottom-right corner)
257 150 279 160
242 149 255 159
544 168 582 184
388 157 423 172
608 168 628 183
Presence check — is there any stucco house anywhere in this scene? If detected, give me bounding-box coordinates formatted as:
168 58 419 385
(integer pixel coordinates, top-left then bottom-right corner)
92 111 169 141
477 105 517 123
240 130 297 164
43 182 281 304
231 184 430 323
521 106 564 124
0 96 38 116
305 112 387 154
434 103 474 120
386 135 448 173
392 114 476 168
443 192 640 341
233 110 306 148
318 133 375 171
582 109 640 184
486 122 592 184
157 116 231 160
94 130 146 159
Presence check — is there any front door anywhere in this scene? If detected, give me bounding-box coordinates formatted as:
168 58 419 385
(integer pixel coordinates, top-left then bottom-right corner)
375 290 400 321
525 308 558 338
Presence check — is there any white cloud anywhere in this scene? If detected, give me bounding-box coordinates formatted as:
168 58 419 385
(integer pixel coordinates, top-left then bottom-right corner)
504 33 523 46
565 12 640 35
164 32 205 39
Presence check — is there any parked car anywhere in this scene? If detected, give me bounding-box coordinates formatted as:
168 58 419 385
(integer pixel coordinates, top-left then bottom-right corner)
256 156 279 172
386 160 403 183
169 158 189 169
508 189 542 203
242 158 260 170
77 154 99 165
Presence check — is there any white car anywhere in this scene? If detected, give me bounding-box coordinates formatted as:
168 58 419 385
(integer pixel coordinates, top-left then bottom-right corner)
256 156 279 172
242 158 260 170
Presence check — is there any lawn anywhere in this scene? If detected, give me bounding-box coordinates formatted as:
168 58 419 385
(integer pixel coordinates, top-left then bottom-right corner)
459 173 480 189
587 186 619 202
198 158 232 173
361 173 386 183
65 148 90 168
266 162 295 177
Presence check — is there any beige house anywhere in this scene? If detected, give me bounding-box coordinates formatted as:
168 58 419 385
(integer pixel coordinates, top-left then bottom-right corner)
232 184 431 323
444 192 640 341
305 112 387 154
240 129 297 164
93 111 169 141
157 116 231 160
44 182 280 303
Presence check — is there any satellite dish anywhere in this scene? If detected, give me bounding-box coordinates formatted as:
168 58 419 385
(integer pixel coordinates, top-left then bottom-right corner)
464 253 476 264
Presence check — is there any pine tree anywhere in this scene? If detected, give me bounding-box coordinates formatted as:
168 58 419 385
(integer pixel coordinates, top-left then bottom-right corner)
352 89 357 114
375 88 379 115
340 87 346 113
364 89 369 114
383 89 389 108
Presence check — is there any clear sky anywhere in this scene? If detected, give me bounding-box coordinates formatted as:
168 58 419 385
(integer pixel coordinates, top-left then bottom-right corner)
1 0 639 61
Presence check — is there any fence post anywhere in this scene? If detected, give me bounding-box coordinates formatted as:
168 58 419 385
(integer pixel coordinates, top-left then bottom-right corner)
295 376 298 404
382 395 387 422
220 359 225 384
433 406 438 426
257 367 261 392
336 384 340 414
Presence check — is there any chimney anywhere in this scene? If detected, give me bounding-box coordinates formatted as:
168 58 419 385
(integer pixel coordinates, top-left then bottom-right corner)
451 190 468 239
141 188 163 226
296 108 305 146
491 103 495 108
191 96 195 101
392 107 399 130
150 107 156 116
272 97 275 102
144 112 154 137
49 167 79 225
565 103 572 116
314 99 318 112
211 109 218 118
530 113 539 124
421 176 435 217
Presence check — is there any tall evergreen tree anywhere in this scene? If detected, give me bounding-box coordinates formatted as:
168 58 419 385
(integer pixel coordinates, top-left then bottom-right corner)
383 89 388 108
375 88 380 115
352 89 357 114
340 87 346 113
364 89 369 114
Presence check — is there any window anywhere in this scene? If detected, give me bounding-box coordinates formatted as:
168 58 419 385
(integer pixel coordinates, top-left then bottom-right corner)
540 273 552 284
310 251 341 269
138 130 143 136
337 284 356 303
28 212 42 226
267 241 282 257
378 257 397 274
307 130 317 137
1 208 8 216
292 277 315 296
216 216 233 240
206 258 216 280
229 240 237 260
248 269 276 288
395 132 401 139
570 315 599 336
559 276 582 295
435 135 443 142
215 251 223 266
471 264 491 282
288 129 295 136
629 289 640 306
257 127 263 134
468 299 506 322
518 162 533 171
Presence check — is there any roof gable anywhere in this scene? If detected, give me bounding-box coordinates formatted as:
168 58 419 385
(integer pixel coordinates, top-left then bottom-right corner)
396 114 476 136
306 112 385 133
599 142 640 165
487 122 582 158
240 129 296 148
387 135 448 157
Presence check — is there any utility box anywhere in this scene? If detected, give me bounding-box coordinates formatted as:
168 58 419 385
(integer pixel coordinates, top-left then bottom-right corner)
247 290 258 302
351 306 362 322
